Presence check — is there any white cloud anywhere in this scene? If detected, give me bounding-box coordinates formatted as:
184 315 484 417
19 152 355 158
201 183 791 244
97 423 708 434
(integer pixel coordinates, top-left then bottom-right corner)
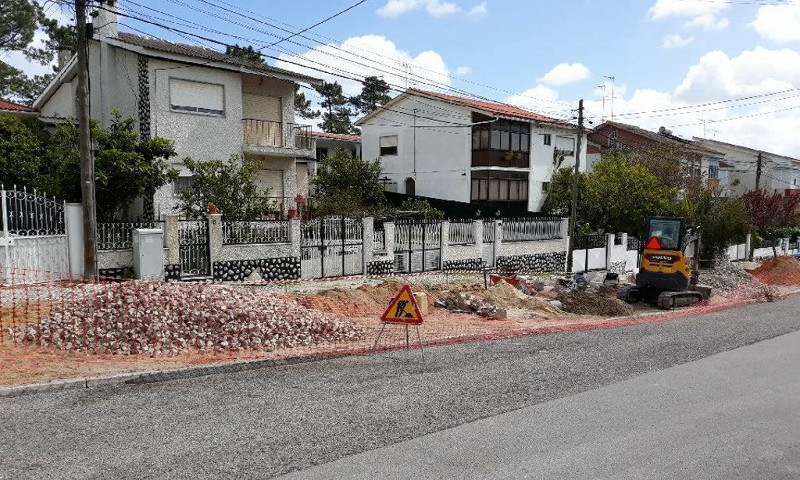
455 66 472 75
647 0 729 31
275 35 451 97
647 0 728 20
662 34 694 48
377 0 460 18
468 2 488 18
752 1 800 43
537 63 591 86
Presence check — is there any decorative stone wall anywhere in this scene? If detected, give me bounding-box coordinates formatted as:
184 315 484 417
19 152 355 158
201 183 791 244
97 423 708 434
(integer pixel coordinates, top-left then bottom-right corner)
443 258 485 272
213 257 300 282
609 260 627 275
99 267 132 279
367 260 394 276
496 251 566 273
165 264 181 280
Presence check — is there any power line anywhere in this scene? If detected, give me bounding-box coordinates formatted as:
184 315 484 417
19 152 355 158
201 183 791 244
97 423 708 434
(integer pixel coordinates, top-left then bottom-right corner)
260 0 372 50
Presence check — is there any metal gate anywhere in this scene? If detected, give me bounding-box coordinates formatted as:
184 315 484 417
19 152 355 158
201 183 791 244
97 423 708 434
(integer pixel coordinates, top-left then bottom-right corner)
394 220 442 273
481 220 496 268
178 219 210 278
301 217 363 278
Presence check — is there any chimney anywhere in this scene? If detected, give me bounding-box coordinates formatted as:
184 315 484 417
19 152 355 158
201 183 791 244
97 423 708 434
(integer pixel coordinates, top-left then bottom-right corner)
94 0 118 39
56 47 73 69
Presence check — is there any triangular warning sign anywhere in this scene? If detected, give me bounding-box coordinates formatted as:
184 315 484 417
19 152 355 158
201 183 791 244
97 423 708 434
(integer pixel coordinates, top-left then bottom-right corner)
381 285 423 324
645 236 662 250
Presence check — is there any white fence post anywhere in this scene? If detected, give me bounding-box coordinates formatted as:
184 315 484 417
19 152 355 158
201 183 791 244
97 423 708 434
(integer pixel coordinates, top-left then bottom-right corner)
605 233 615 270
1 186 9 280
745 233 752 261
65 203 84 277
362 217 373 275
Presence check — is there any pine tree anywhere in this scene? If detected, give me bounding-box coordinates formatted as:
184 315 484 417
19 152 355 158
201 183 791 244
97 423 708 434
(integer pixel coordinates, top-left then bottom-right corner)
349 76 392 115
293 85 319 119
314 81 358 134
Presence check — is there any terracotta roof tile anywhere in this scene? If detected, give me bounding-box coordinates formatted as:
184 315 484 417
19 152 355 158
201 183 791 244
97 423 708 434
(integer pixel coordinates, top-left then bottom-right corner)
116 32 321 84
310 131 361 142
0 99 35 112
410 88 572 127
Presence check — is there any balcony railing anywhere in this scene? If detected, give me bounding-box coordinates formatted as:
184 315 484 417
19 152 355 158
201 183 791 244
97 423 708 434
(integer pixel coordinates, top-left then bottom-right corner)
242 119 312 150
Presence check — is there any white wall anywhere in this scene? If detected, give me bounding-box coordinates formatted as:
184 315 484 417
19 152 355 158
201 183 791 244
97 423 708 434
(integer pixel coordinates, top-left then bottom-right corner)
360 96 472 202
529 125 588 211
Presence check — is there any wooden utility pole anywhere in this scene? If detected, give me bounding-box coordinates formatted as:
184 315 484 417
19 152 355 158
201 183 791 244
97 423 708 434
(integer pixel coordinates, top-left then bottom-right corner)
755 151 763 191
76 0 97 280
566 99 584 273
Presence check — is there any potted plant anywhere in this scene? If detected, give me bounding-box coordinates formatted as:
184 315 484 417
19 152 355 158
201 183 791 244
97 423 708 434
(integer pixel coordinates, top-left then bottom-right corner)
206 203 219 214
503 150 514 161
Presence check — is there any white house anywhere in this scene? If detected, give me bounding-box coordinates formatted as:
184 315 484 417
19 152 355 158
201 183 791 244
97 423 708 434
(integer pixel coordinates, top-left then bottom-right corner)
692 137 800 196
355 89 587 213
32 2 322 219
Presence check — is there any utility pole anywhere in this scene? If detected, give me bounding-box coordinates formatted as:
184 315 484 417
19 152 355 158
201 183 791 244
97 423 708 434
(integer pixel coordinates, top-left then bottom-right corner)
755 152 763 191
76 0 97 281
566 99 584 273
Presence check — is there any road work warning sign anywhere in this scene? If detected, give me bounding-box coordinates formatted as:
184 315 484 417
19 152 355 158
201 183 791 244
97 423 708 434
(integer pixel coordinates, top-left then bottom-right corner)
381 285 423 324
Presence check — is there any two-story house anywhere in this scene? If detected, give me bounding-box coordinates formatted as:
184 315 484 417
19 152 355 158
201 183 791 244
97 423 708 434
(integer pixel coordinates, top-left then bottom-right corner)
355 89 587 213
588 121 728 194
692 137 800 196
32 2 322 219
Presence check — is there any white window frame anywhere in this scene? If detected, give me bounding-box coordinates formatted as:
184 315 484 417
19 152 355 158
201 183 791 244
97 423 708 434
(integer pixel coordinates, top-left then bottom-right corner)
379 135 398 156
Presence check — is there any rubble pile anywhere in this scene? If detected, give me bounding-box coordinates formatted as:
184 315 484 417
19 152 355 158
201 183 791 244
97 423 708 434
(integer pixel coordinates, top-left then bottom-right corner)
556 289 635 317
12 281 365 356
700 260 759 292
435 290 508 319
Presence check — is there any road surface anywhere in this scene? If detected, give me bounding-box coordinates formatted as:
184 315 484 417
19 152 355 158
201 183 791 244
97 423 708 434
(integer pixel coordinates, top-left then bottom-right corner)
1 295 799 478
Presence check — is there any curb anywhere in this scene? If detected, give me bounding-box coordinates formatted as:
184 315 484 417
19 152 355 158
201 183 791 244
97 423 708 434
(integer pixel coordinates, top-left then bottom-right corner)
2 289 798 398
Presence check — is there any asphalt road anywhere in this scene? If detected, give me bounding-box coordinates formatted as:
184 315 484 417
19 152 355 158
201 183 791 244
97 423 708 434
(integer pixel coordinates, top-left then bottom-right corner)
1 295 800 479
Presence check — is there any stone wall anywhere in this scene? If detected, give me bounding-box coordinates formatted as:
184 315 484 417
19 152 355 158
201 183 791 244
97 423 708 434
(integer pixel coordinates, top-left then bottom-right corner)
496 251 567 273
213 257 301 282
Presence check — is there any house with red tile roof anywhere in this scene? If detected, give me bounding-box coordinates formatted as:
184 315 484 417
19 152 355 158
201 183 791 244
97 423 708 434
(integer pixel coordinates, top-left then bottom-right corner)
355 88 587 213
0 99 37 116
32 2 322 219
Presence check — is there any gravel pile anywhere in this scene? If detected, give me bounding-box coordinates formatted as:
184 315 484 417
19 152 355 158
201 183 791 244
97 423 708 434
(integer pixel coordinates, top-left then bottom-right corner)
700 260 758 292
10 281 365 356
556 289 635 317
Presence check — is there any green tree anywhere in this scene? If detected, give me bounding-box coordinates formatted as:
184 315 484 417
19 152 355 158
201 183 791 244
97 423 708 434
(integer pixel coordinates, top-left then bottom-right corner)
1 0 75 104
294 84 319 120
679 191 749 264
0 114 49 188
349 76 391 116
313 149 384 216
582 153 678 235
542 167 585 218
47 112 178 220
396 198 444 220
178 155 275 220
314 81 359 134
225 43 263 63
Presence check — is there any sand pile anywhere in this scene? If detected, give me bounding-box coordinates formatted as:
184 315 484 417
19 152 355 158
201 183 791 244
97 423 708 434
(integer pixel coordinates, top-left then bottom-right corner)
750 256 800 286
556 290 635 317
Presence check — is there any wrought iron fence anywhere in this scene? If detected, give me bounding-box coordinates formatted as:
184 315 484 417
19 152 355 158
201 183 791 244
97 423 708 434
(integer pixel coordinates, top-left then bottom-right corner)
574 234 607 250
1 186 65 236
222 220 289 245
373 228 386 251
97 222 164 250
501 218 563 242
627 236 640 251
448 221 475 245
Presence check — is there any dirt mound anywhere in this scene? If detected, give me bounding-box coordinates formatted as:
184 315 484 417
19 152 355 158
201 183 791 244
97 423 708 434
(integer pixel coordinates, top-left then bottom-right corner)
750 256 800 286
556 290 635 317
482 281 564 318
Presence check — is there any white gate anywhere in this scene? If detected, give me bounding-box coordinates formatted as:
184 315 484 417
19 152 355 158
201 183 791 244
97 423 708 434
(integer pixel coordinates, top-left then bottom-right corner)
1 186 69 283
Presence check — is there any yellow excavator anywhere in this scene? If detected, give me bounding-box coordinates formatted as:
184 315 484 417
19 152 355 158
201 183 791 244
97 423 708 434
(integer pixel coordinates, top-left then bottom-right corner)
618 216 711 309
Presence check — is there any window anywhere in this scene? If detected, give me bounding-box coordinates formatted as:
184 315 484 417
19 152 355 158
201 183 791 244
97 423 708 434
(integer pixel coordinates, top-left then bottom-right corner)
708 164 719 180
543 134 552 146
169 78 225 116
379 135 398 156
470 171 529 201
173 176 194 196
471 114 530 153
555 136 575 156
610 128 618 140
316 147 328 160
542 182 550 193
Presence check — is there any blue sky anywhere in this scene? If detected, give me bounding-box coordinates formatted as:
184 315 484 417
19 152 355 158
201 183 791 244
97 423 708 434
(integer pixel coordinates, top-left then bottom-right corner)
14 0 800 156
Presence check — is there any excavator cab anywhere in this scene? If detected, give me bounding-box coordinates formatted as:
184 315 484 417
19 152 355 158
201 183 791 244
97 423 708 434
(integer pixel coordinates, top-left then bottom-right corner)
619 216 710 309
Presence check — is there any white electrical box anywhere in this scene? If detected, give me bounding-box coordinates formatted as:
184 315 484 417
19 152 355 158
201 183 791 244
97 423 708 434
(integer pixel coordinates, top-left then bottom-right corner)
132 228 164 280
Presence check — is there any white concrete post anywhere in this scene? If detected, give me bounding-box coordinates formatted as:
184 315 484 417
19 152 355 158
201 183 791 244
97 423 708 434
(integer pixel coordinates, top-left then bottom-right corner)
440 220 450 270
362 217 373 275
207 213 222 269
65 203 84 277
782 237 790 256
745 233 753 261
494 220 503 264
561 217 570 251
288 218 301 258
384 222 395 256
472 220 483 261
606 233 616 270
163 214 179 265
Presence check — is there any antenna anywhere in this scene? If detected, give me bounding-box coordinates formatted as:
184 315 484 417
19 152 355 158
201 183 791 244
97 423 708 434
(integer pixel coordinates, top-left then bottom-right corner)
604 75 616 122
595 84 606 122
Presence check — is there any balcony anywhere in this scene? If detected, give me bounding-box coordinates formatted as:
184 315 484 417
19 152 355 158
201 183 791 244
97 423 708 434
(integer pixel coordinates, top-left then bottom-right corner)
242 119 313 157
471 150 530 169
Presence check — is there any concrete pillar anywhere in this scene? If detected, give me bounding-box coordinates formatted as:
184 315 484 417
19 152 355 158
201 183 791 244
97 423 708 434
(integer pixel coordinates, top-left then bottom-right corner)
384 222 395 256
746 233 753 261
64 203 84 277
288 218 301 258
362 217 373 274
782 237 790 256
472 220 483 260
494 220 503 263
606 233 616 270
164 214 180 265
440 221 449 269
207 213 222 268
561 217 570 251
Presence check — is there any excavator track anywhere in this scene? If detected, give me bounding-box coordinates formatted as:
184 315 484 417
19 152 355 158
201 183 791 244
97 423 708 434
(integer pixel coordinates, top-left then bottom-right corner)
656 290 705 310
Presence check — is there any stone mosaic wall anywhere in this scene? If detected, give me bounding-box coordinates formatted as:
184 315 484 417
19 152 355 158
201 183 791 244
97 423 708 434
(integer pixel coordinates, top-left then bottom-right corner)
367 260 394 276
213 257 301 282
496 251 566 273
443 258 485 272
165 264 181 280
